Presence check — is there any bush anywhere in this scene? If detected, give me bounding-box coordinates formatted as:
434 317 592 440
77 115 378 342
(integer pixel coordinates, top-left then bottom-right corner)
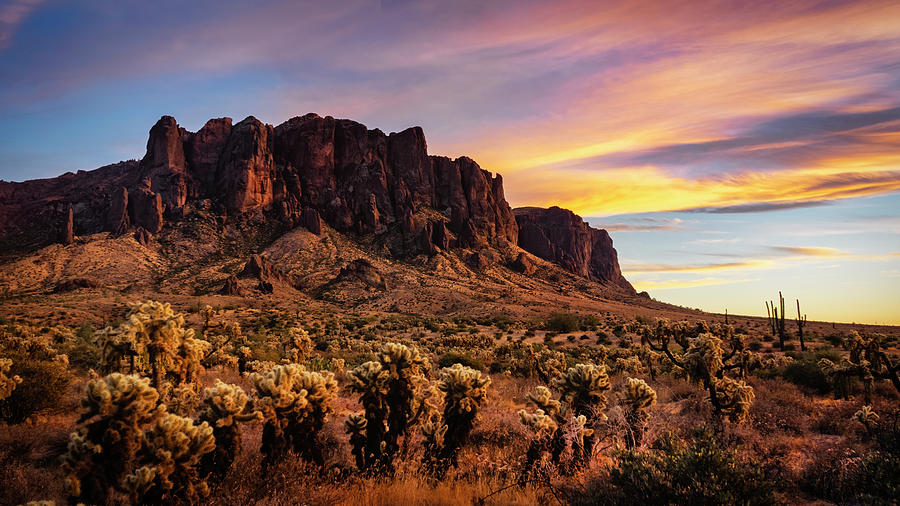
777 349 839 394
437 352 484 371
0 354 70 423
573 429 777 505
545 313 580 333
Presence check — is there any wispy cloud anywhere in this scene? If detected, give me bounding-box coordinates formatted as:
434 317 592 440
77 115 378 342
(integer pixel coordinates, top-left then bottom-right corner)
770 246 845 257
0 0 43 49
631 277 758 291
624 260 771 274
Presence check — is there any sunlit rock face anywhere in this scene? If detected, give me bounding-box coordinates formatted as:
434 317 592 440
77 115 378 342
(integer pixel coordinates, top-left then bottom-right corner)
514 206 634 292
0 114 632 291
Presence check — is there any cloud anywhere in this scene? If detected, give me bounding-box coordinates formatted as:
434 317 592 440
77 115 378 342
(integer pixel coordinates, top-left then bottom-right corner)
688 200 835 214
0 0 43 49
623 260 771 274
770 246 845 257
631 277 758 291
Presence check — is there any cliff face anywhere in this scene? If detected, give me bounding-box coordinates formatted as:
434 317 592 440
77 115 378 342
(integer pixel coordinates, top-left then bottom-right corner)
0 114 517 255
0 114 632 292
514 206 634 292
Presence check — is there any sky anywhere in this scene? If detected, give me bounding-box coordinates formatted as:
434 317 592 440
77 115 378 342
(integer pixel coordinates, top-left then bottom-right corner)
0 0 898 323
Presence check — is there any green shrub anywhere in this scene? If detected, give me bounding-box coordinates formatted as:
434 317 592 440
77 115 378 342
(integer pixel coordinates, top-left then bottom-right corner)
573 429 776 505
437 352 484 371
0 354 70 423
545 313 580 333
775 349 838 394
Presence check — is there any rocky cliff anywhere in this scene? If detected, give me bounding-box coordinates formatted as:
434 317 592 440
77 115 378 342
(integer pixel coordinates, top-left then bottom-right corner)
514 206 634 292
0 114 632 292
0 114 517 256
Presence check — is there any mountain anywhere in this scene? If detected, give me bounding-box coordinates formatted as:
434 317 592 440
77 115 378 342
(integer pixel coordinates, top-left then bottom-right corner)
0 114 638 312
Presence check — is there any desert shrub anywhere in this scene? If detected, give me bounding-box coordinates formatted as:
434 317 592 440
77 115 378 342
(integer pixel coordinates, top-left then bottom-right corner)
437 351 484 371
775 350 835 394
545 313 580 333
0 354 69 423
573 429 776 505
803 410 900 504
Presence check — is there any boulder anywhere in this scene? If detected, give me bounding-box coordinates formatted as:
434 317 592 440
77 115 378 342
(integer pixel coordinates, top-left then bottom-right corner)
335 259 388 290
220 274 242 296
510 252 536 275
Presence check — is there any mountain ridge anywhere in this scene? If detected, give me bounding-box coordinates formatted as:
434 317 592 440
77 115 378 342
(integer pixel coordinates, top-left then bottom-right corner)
0 113 633 299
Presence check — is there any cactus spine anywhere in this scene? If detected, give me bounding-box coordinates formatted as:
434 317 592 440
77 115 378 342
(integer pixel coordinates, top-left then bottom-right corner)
125 413 215 504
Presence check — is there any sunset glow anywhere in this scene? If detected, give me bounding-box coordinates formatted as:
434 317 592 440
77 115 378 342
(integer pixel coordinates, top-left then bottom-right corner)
1 0 898 322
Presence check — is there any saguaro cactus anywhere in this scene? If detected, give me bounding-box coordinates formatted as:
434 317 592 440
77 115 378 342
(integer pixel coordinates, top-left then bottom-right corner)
62 373 162 504
250 364 337 467
124 413 215 505
198 381 262 478
345 342 431 473
422 364 491 477
622 377 657 448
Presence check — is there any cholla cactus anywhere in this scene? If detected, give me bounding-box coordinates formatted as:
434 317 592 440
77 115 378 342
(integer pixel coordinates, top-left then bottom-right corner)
852 405 879 438
553 363 610 420
125 412 215 504
530 347 567 383
422 364 491 477
615 355 644 375
284 327 312 363
552 363 610 465
98 301 211 393
622 377 657 448
345 342 431 473
819 332 900 404
713 376 755 423
198 381 262 478
250 364 337 466
682 333 724 383
62 373 162 504
0 358 22 401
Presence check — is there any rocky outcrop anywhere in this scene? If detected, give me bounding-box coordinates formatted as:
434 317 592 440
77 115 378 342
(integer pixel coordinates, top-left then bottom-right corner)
220 274 242 296
240 254 284 283
140 116 188 211
334 259 388 290
0 114 519 256
514 206 634 292
510 252 536 275
0 114 632 293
